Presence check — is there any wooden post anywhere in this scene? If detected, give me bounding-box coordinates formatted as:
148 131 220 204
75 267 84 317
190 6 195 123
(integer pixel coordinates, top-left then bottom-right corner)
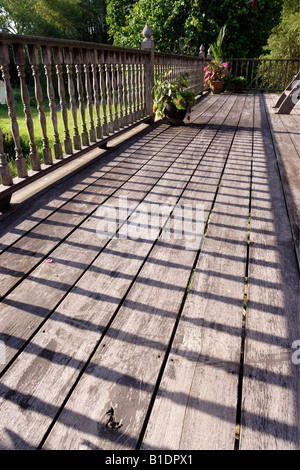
141 25 154 121
207 47 213 60
0 42 28 178
199 44 205 95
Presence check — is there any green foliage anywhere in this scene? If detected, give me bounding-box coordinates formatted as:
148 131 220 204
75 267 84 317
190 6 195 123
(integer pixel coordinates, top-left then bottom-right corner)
261 0 300 59
0 0 285 59
1 130 31 180
0 0 109 43
203 60 230 87
225 75 247 91
106 0 283 58
152 70 196 119
209 25 226 61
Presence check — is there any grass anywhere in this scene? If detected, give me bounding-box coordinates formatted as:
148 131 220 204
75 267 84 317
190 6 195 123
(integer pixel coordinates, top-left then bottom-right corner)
0 94 108 183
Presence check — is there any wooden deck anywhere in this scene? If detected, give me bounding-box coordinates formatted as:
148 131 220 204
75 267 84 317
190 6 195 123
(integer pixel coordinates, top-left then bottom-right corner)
0 93 299 450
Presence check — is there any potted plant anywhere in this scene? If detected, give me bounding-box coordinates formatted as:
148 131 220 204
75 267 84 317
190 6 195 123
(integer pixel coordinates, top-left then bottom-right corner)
223 75 247 92
152 70 196 124
204 25 230 93
204 60 230 93
232 76 247 92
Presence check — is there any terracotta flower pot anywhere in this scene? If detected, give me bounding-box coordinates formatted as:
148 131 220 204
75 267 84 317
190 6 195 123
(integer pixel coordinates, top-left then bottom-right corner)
210 80 223 94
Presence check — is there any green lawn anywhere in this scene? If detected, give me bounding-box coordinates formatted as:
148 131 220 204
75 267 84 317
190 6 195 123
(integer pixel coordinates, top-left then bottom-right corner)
0 97 106 183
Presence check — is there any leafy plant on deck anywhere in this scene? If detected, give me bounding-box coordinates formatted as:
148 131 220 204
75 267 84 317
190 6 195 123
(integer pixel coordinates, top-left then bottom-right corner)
209 24 226 61
203 61 230 88
152 70 196 120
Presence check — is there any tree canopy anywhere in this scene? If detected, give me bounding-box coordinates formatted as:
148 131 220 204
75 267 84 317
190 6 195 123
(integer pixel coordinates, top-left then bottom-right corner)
0 0 109 43
106 0 283 58
0 0 287 59
261 0 300 59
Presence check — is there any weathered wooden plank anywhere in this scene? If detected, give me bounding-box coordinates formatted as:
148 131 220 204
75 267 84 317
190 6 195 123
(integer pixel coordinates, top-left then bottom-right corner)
0 96 237 449
0 126 175 298
0 93 226 259
0 126 203 449
239 94 300 449
0 125 159 247
0 125 188 372
36 95 246 450
269 94 300 156
141 94 254 450
263 93 300 270
190 94 229 124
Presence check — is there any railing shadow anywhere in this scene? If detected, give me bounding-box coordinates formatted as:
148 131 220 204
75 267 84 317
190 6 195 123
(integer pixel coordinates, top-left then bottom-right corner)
239 93 300 448
0 94 298 449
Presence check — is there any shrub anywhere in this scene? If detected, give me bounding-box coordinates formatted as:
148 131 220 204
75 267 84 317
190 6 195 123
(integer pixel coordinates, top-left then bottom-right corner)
2 131 31 163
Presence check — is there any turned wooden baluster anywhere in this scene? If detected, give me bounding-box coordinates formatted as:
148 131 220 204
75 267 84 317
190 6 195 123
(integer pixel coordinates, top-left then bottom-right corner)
116 51 124 129
13 43 41 172
90 49 102 139
122 52 129 127
0 127 13 186
82 49 96 142
135 54 141 120
131 53 137 123
111 51 119 132
140 56 146 118
41 45 63 160
127 54 133 125
52 46 73 155
63 47 81 150
136 54 142 121
134 55 140 120
74 47 89 146
0 42 27 178
105 50 114 134
98 50 108 137
27 44 52 165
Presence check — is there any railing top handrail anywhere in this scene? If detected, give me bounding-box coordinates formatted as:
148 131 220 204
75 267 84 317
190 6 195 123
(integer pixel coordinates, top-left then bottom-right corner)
0 32 149 55
155 50 202 61
211 57 300 62
0 32 204 61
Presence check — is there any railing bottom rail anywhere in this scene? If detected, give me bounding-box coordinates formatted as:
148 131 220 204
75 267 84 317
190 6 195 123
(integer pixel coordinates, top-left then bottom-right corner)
0 118 152 210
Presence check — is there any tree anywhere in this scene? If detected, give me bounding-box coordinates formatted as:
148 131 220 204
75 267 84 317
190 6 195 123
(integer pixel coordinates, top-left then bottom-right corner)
106 0 283 58
75 0 109 43
0 0 109 43
261 0 300 59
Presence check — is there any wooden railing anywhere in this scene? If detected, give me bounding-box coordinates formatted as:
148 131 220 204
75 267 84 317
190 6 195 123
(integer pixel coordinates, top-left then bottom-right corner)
155 52 203 95
218 57 299 91
0 26 204 208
